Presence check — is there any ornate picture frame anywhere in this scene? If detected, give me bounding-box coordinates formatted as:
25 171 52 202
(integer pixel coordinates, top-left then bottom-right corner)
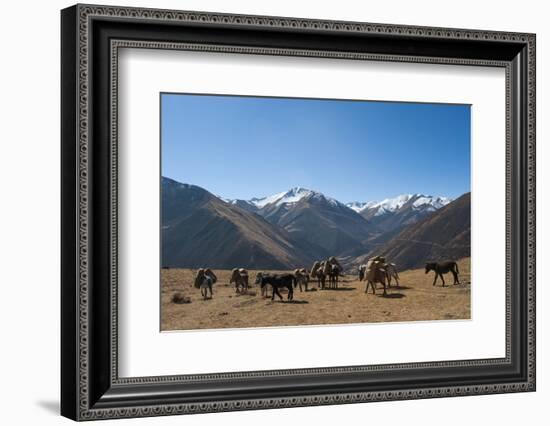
61 4 535 420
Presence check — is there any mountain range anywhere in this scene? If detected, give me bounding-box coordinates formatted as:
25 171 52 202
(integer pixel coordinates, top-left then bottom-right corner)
162 178 319 269
350 192 471 270
162 177 470 270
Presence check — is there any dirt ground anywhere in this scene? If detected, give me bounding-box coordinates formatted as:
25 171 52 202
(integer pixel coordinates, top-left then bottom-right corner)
161 258 470 331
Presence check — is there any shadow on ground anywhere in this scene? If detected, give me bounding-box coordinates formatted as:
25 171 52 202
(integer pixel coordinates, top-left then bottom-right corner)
35 400 59 415
379 293 406 299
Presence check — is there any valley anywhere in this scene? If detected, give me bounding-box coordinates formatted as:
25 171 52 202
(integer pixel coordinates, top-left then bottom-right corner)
161 258 471 331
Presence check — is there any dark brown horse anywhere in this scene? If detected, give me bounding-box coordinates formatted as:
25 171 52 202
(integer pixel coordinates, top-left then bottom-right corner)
425 261 460 286
256 273 295 301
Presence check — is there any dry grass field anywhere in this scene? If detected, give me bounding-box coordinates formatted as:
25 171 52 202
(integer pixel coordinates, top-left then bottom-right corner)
161 258 470 331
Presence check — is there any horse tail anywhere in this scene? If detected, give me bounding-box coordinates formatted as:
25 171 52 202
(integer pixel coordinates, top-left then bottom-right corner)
454 262 459 274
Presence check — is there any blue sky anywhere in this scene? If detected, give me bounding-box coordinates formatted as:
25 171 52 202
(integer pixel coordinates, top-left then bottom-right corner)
161 93 470 203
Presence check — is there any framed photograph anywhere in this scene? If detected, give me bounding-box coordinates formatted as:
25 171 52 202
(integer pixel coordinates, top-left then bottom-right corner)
61 4 536 421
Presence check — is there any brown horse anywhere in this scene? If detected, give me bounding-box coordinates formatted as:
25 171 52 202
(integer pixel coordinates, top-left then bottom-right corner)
361 260 387 295
230 268 249 294
194 268 218 300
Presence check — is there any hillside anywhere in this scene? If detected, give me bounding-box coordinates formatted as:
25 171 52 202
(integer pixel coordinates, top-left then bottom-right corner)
354 193 451 234
358 192 471 270
162 178 318 269
162 177 467 271
256 188 376 255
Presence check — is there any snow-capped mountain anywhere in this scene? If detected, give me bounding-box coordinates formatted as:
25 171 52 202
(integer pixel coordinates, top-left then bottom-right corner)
346 194 451 216
349 194 453 234
249 187 341 209
226 187 375 256
346 201 376 213
162 177 467 270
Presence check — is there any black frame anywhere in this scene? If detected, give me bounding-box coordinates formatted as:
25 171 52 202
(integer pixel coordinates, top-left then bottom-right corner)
61 4 536 421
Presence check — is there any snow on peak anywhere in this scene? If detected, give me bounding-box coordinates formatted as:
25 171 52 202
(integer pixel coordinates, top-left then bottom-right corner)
372 194 414 213
346 201 368 213
225 188 452 214
248 187 343 209
348 194 452 215
411 195 451 210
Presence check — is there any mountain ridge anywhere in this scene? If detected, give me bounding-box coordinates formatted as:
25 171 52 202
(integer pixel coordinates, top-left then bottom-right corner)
348 192 471 270
162 177 320 269
162 176 468 271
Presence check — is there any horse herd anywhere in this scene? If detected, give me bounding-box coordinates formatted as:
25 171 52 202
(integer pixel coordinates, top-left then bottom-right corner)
191 257 461 301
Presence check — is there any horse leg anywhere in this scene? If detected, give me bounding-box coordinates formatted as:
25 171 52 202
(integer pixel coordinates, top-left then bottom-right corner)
452 270 460 285
440 273 446 287
288 285 293 301
432 273 438 286
273 287 283 301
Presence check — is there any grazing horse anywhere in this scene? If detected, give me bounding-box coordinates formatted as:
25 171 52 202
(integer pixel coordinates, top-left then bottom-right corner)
194 268 217 300
256 273 295 301
425 261 460 286
361 260 388 295
255 272 273 298
294 268 310 292
230 268 249 294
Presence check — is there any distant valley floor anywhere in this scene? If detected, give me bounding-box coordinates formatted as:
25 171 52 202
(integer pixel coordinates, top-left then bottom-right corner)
161 258 471 331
